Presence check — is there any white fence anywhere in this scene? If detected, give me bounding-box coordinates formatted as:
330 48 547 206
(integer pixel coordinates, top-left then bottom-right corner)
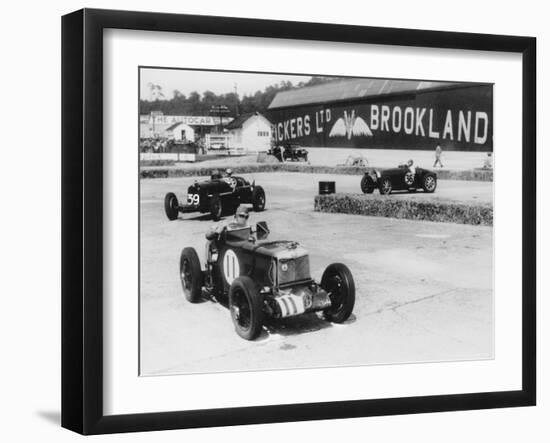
140 152 196 162
205 134 230 150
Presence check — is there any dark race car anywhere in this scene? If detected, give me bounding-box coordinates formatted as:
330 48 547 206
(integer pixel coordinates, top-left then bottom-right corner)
268 143 308 162
164 173 266 221
360 164 437 195
179 222 355 340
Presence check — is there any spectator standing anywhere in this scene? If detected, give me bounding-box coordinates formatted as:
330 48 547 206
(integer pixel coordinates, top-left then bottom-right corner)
483 152 493 169
433 144 444 168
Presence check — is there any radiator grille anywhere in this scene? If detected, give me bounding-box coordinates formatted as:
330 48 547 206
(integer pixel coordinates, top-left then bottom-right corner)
278 256 310 285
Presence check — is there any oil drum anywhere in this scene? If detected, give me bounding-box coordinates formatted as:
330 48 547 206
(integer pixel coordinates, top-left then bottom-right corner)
318 181 336 195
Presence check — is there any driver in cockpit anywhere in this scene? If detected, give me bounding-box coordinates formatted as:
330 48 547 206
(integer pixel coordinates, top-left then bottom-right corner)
205 205 251 262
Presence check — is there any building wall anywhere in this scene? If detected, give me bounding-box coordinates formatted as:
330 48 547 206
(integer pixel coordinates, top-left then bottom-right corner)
229 116 272 151
268 84 493 152
169 123 195 142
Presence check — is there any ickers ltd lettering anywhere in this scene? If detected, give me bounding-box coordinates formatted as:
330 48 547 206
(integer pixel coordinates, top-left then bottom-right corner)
274 109 331 142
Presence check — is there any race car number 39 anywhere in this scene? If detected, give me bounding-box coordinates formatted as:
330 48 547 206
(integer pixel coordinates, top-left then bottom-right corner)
187 193 200 205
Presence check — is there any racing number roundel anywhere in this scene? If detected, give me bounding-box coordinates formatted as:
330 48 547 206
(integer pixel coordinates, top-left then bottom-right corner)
223 249 240 284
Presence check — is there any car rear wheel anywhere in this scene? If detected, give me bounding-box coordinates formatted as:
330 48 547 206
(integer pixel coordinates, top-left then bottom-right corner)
179 247 203 303
229 276 264 340
164 192 179 220
321 263 355 323
209 194 223 221
422 174 437 193
252 186 266 212
379 178 392 195
360 175 375 194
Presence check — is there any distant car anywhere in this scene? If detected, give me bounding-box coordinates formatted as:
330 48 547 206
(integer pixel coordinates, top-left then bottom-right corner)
337 155 369 168
164 173 266 221
179 221 355 340
268 143 308 162
361 164 437 195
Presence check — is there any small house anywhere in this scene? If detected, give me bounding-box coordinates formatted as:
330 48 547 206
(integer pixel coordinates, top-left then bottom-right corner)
225 112 272 152
165 122 195 142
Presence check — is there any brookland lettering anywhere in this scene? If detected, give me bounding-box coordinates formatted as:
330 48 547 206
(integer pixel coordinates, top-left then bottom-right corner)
369 105 489 144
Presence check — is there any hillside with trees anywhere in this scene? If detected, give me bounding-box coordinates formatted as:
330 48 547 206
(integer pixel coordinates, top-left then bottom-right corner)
139 76 336 117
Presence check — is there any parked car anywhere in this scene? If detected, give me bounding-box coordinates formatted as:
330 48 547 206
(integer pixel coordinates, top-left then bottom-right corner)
179 222 356 340
164 172 266 221
361 163 437 195
268 143 308 162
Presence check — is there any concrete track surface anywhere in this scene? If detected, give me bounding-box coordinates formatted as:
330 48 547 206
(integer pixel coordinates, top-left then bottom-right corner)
140 172 493 376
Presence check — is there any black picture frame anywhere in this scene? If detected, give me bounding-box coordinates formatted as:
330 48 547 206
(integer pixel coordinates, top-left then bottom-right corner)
61 8 536 435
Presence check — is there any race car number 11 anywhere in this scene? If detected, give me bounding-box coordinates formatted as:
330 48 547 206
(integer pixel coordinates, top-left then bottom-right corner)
223 249 240 284
187 194 200 205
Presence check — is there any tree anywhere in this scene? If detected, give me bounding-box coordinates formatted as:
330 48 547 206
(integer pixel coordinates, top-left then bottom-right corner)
138 76 340 116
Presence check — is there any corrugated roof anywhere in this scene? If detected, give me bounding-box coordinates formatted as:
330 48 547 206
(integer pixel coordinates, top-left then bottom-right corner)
225 112 262 130
165 121 185 131
268 78 464 110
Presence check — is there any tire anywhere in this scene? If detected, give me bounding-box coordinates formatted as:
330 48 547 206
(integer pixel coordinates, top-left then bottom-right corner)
379 177 392 195
422 174 437 193
321 263 355 323
210 194 223 221
360 175 375 194
164 192 179 221
179 247 203 303
228 276 264 340
251 186 266 212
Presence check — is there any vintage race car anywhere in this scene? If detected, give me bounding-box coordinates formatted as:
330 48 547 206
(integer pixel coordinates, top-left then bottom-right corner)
268 143 309 162
164 174 266 221
179 222 355 340
360 164 437 195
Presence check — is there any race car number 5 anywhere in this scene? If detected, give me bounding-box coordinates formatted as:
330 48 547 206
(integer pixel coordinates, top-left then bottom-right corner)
223 249 240 284
187 194 199 205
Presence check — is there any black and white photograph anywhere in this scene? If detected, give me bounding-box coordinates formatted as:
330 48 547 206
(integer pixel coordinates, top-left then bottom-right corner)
0 0 544 439
139 68 494 376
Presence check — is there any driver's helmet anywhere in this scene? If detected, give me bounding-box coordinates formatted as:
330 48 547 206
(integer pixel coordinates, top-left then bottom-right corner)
225 168 233 176
407 159 414 166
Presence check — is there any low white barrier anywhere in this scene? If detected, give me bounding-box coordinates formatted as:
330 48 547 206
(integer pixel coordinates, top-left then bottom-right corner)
140 152 196 162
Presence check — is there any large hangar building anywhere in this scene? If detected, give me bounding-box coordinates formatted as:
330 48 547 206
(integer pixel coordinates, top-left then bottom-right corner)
267 78 493 152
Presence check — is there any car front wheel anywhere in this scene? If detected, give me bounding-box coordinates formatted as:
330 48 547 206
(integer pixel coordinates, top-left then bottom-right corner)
321 263 355 323
229 276 264 340
179 247 203 303
360 175 375 194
